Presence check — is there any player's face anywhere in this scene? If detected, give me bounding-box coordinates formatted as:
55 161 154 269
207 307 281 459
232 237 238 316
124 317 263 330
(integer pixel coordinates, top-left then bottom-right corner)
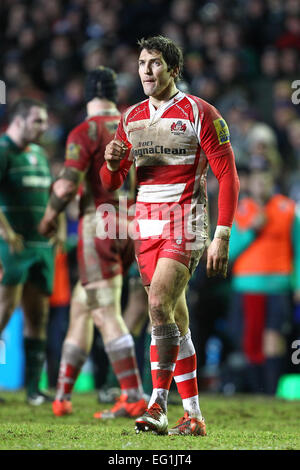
138 49 176 100
21 106 48 143
249 171 273 201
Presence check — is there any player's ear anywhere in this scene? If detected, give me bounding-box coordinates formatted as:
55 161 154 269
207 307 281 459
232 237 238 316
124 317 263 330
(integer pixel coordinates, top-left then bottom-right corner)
171 66 179 80
15 115 25 129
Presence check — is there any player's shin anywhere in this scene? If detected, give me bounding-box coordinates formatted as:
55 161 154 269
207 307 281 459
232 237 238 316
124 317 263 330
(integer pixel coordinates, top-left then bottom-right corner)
55 341 87 402
93 333 147 420
24 337 47 398
135 323 180 434
173 329 202 419
105 333 144 401
148 323 180 412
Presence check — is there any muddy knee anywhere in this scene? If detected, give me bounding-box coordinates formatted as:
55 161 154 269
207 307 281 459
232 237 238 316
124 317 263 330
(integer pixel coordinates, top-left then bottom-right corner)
86 286 116 331
148 294 173 325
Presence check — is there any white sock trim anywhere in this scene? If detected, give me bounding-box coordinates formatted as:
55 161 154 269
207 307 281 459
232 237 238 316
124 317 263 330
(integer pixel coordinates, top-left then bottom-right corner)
177 334 196 360
182 395 202 419
148 388 169 410
105 333 133 352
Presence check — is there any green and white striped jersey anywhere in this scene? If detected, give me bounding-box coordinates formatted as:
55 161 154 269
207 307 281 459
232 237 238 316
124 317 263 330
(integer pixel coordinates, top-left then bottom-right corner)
0 134 52 243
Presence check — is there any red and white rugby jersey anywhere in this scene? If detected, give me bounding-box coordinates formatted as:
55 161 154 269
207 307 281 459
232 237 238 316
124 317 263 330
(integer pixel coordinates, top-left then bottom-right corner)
64 110 126 216
101 91 239 241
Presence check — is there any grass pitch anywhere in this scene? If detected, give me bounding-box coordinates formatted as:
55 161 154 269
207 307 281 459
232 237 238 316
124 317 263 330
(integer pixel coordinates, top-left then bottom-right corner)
0 391 299 451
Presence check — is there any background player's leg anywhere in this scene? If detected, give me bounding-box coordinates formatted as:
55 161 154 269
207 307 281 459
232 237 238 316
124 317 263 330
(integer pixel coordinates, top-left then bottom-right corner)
123 276 151 397
0 284 23 332
123 277 149 335
53 282 93 415
263 329 286 395
262 294 289 395
89 275 146 418
22 281 50 404
0 284 23 404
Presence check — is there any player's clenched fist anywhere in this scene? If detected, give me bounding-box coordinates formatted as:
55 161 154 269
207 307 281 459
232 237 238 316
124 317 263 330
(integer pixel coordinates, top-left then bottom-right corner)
38 217 58 238
104 139 128 171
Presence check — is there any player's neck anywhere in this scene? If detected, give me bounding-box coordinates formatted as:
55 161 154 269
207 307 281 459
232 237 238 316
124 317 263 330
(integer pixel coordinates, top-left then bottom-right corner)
87 99 117 117
6 125 27 149
149 83 179 109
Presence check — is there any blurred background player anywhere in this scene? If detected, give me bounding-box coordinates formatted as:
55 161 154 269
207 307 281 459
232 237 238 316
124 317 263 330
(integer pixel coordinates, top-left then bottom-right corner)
228 163 300 394
38 67 148 419
101 36 240 436
0 98 55 405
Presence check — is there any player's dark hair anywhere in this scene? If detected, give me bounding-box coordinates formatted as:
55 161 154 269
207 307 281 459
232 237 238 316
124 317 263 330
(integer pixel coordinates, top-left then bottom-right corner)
8 98 47 123
85 66 118 103
137 35 183 81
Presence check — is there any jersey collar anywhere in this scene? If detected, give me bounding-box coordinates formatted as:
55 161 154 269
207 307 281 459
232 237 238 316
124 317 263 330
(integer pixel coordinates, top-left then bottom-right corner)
148 91 185 124
87 109 121 118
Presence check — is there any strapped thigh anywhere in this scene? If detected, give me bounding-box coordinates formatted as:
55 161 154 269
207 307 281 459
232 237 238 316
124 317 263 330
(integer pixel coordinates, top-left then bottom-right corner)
85 285 116 310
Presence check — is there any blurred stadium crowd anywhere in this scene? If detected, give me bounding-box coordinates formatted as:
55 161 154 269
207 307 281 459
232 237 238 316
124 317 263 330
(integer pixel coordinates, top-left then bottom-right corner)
0 0 300 196
1 0 300 396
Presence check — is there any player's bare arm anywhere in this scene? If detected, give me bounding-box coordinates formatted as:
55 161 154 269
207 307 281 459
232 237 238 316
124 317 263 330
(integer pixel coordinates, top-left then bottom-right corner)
205 150 239 279
49 212 67 250
0 209 24 253
38 177 78 238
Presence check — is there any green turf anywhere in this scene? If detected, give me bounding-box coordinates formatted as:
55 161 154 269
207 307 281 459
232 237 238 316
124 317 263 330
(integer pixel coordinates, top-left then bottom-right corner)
0 391 299 450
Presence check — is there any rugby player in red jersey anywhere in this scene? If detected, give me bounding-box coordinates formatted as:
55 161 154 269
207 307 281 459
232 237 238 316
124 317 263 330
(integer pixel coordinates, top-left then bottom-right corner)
39 67 147 419
100 36 240 435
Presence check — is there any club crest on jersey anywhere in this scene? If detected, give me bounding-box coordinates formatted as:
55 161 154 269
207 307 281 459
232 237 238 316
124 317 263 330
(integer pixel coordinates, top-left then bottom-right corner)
171 120 187 134
213 118 230 145
27 154 38 165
